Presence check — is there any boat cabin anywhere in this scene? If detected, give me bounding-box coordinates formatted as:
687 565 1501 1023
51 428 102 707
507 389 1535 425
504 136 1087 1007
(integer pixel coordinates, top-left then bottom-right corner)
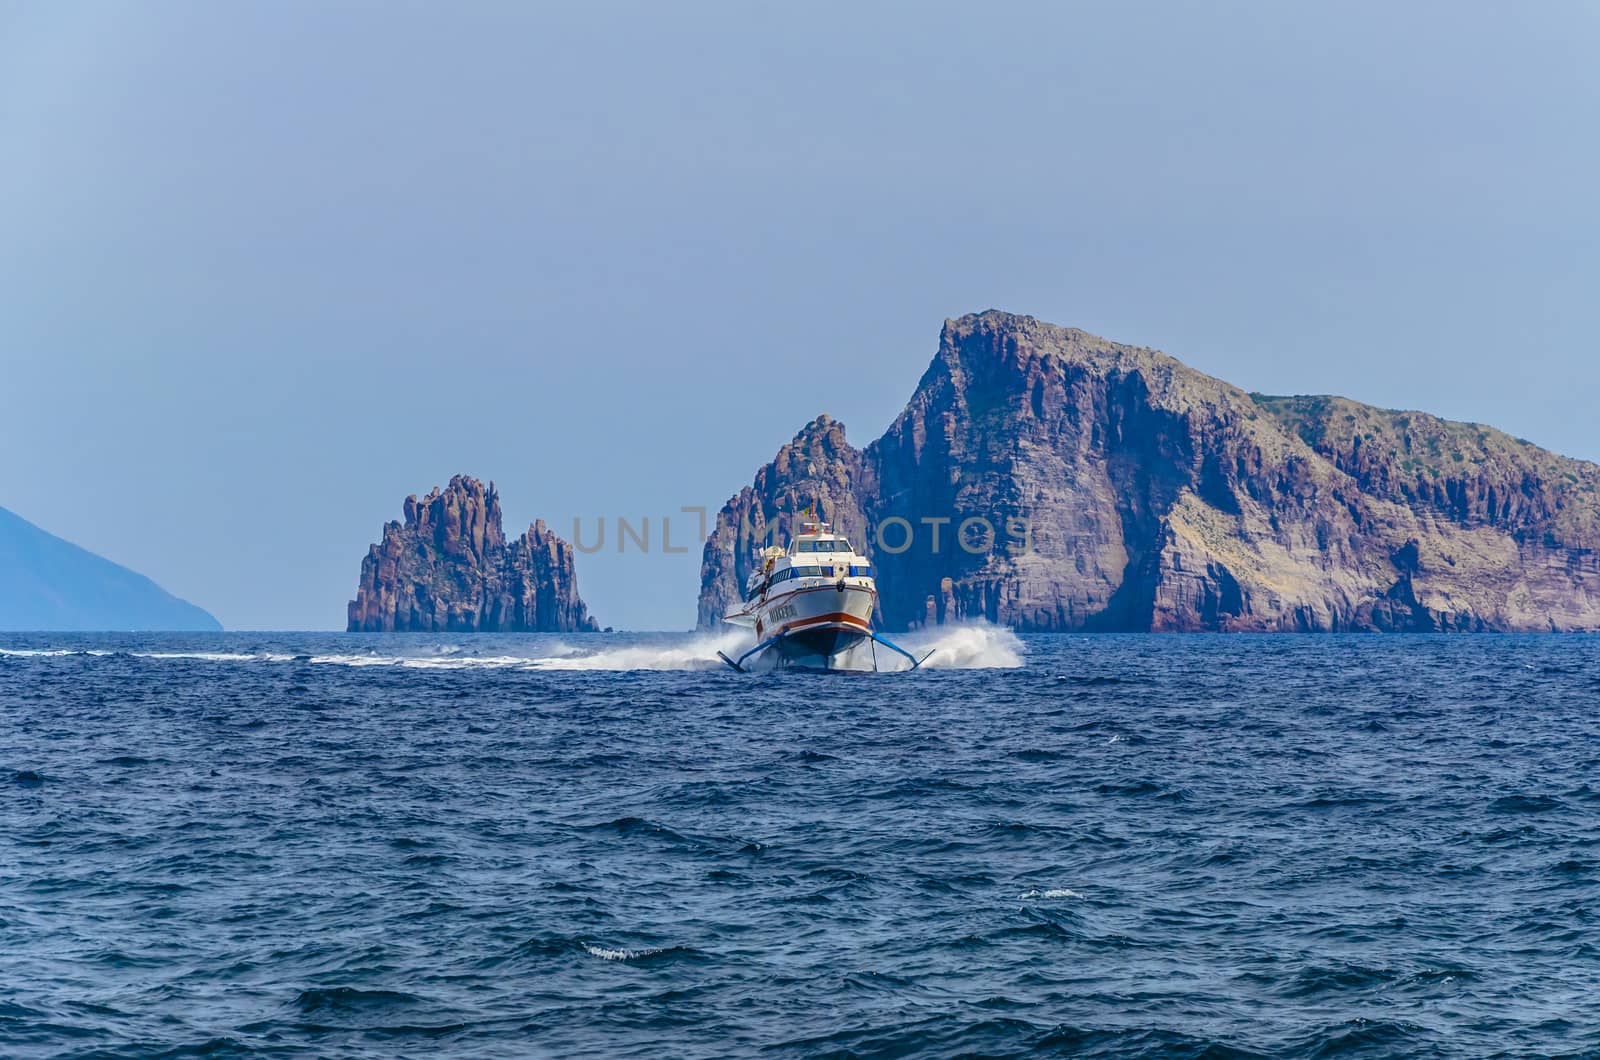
744 521 874 601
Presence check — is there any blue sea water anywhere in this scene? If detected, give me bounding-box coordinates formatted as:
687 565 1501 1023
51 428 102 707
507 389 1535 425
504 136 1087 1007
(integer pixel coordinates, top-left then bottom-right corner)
3 629 1599 1059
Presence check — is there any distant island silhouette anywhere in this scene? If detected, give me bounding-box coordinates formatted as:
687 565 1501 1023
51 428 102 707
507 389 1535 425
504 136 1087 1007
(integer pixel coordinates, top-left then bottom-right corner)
0 506 221 631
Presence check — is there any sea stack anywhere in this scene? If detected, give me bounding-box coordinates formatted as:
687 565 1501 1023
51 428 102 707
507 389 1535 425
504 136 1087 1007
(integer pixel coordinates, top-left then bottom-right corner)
348 475 598 633
698 311 1600 632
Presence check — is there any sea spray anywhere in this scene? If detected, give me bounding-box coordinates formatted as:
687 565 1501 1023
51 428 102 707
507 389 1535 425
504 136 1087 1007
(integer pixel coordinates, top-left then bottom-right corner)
908 624 1025 669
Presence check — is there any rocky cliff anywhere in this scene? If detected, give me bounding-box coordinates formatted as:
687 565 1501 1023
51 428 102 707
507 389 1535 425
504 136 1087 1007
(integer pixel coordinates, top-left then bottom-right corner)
699 311 1600 632
348 475 598 633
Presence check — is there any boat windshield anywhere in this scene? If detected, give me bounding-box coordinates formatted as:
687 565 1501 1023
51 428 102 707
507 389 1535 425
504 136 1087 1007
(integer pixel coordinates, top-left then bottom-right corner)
796 539 854 553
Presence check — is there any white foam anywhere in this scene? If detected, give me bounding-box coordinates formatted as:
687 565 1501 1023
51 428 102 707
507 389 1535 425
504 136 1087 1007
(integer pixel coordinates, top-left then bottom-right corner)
302 653 533 669
402 654 536 670
0 648 102 657
583 944 640 961
1019 887 1082 899
526 630 750 671
306 653 400 668
907 624 1024 669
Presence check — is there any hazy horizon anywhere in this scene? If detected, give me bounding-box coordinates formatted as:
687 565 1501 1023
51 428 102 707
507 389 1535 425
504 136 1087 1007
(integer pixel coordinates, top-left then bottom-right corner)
5 2 1598 630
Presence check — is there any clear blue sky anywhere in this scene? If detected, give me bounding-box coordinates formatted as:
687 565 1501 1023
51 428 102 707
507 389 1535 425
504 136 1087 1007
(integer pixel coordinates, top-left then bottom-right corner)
3 1 1597 630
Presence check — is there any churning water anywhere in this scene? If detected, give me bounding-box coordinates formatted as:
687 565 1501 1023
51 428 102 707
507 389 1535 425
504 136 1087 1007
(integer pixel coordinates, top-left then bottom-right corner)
3 631 1599 1058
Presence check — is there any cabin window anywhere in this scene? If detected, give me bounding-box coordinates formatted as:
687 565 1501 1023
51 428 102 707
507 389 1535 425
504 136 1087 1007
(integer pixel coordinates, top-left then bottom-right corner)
796 539 854 553
850 564 872 577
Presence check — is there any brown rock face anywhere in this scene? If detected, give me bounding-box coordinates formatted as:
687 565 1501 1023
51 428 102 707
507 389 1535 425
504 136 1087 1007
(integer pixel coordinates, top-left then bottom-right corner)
698 311 1600 632
348 475 598 633
696 415 869 629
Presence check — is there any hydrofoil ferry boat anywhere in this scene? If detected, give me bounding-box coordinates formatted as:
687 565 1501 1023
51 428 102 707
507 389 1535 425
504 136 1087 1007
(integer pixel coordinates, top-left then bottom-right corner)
717 520 931 672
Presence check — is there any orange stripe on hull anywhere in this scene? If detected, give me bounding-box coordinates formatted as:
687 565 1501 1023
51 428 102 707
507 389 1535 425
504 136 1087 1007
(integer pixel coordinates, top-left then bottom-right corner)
755 586 876 639
778 612 872 638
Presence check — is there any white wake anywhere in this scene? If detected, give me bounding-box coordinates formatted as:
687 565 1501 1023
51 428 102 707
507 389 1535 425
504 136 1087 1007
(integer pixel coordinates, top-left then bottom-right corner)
905 624 1025 669
1 624 1024 672
523 630 750 671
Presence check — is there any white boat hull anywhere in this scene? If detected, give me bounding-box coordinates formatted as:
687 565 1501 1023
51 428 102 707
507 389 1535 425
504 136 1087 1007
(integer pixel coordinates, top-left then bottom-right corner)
751 580 877 671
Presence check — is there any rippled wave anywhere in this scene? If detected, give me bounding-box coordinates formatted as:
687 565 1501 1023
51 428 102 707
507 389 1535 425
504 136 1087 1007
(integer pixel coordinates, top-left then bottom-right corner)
2 631 1599 1057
